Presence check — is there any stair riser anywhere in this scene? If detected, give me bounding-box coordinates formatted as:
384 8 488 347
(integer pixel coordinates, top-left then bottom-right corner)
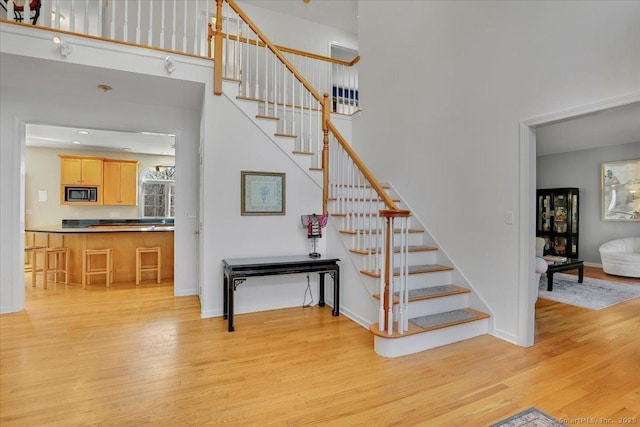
355 251 436 269
331 187 393 200
334 216 414 231
330 200 400 214
362 270 453 290
373 318 490 358
348 233 424 249
399 293 470 317
404 270 453 289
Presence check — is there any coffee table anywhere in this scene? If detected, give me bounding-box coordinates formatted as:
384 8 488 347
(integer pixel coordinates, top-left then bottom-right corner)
545 258 584 291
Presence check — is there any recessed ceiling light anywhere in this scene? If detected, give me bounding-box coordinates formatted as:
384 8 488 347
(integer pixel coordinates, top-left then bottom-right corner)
161 151 170 155
78 130 89 135
122 147 132 151
72 141 82 145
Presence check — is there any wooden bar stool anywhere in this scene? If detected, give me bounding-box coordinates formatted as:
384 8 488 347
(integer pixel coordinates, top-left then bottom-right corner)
82 248 113 289
136 246 161 285
24 244 45 272
31 247 69 289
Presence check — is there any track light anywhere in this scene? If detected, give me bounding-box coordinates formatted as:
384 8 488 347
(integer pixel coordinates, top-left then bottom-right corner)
164 56 176 74
52 36 72 57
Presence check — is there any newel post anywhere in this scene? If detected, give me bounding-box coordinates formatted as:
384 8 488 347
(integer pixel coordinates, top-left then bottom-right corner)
380 209 411 333
213 0 224 95
322 93 330 216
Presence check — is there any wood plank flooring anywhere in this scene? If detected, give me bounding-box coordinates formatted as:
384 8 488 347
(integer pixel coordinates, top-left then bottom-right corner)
1 270 639 426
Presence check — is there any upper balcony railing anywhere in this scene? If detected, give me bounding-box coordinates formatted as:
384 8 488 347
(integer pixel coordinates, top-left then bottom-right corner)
1 0 359 114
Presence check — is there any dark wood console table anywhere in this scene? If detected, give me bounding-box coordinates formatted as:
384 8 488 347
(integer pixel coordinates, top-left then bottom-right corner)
222 255 340 332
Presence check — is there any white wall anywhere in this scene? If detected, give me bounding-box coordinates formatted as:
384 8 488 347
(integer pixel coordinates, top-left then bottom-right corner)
355 1 640 343
537 141 640 263
199 86 326 318
236 1 358 56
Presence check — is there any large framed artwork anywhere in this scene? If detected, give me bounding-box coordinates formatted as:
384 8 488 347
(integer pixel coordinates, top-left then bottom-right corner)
241 171 286 216
601 158 640 221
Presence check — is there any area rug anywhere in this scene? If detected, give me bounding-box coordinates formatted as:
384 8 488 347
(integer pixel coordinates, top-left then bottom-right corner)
491 407 566 427
539 273 640 310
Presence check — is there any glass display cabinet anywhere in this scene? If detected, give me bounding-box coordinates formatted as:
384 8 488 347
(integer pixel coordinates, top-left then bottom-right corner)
536 188 579 258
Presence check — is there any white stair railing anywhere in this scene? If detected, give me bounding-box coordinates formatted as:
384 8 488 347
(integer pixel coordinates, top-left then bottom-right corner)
212 1 359 115
2 0 211 56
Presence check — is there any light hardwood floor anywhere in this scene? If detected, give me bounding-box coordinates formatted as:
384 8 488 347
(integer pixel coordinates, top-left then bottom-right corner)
1 270 639 426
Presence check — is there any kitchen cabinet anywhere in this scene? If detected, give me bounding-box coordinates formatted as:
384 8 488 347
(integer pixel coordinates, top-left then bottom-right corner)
59 156 103 185
536 188 579 258
103 160 139 205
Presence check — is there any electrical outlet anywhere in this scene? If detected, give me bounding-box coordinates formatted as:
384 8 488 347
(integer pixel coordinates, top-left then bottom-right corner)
505 211 514 225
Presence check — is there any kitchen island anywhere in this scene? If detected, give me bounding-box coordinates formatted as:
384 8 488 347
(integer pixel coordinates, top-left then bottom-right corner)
26 220 174 286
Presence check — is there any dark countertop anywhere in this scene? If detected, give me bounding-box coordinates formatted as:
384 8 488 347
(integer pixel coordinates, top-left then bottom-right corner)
61 218 174 228
26 219 175 233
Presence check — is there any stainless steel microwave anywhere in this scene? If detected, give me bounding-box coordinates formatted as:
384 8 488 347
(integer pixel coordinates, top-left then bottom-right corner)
65 187 98 202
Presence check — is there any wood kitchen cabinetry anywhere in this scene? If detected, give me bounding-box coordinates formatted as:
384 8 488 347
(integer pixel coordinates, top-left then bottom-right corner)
59 156 103 185
103 160 139 206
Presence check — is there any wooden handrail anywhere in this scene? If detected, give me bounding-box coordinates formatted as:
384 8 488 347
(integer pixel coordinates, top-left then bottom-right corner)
326 121 400 211
225 0 323 104
214 32 359 66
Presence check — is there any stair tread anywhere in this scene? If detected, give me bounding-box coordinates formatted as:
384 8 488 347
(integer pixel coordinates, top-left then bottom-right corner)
372 284 470 302
328 197 401 202
360 264 453 278
369 308 490 339
340 228 424 235
292 150 314 156
334 183 391 189
274 132 297 138
256 114 279 121
332 212 412 218
350 245 437 255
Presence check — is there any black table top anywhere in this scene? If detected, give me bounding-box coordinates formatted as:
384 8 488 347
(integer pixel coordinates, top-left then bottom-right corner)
223 255 340 269
546 258 583 269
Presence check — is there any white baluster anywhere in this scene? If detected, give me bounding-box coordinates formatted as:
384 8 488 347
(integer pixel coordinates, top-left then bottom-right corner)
387 217 395 335
109 0 115 38
135 0 141 44
160 0 165 49
149 0 154 48
24 0 30 24
235 10 239 78
398 217 406 334
263 43 268 112
69 0 74 32
97 0 103 37
403 217 409 332
84 0 89 35
182 0 187 53
191 0 197 54
379 219 386 332
7 0 14 23
254 32 259 99
123 0 129 42
171 0 176 50
223 16 228 78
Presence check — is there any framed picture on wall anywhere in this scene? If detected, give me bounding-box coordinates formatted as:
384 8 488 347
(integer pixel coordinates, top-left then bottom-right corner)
601 158 640 221
241 171 286 215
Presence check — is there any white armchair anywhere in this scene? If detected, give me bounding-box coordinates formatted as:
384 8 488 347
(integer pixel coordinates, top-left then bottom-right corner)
599 237 640 278
534 237 548 302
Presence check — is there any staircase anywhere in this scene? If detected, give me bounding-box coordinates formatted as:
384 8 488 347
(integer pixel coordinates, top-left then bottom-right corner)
330 183 490 357
216 0 491 358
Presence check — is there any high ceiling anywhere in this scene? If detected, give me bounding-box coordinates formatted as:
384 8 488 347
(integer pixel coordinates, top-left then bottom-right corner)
237 0 358 35
6 0 639 157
